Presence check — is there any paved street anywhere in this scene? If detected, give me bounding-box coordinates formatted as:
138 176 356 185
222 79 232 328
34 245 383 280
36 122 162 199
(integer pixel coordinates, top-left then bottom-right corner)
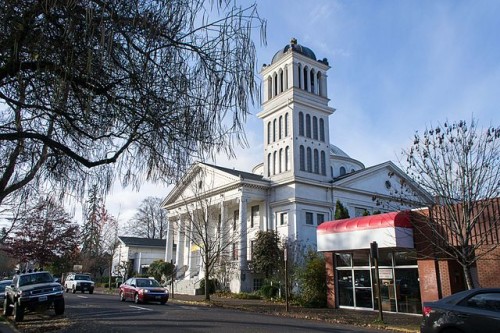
10 292 394 333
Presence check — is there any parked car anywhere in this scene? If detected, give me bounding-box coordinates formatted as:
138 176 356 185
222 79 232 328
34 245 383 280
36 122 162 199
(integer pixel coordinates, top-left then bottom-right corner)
0 280 13 308
421 288 500 333
64 273 95 294
119 277 169 304
2 271 64 322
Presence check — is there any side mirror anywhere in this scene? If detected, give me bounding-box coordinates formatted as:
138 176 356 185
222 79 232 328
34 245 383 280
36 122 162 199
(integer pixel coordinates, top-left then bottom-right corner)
131 284 136 288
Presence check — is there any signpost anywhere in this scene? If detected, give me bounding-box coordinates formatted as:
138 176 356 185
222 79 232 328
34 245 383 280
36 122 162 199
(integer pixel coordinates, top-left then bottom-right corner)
284 246 289 312
371 241 384 322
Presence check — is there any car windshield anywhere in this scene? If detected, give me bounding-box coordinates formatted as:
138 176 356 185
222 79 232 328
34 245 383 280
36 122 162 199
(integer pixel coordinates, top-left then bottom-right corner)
18 273 54 286
136 279 161 288
76 275 91 280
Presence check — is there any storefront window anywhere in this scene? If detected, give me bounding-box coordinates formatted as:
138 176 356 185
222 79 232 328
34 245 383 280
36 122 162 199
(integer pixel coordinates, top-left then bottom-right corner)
395 268 422 314
354 270 372 308
352 251 369 266
336 253 352 267
377 248 393 266
394 251 417 266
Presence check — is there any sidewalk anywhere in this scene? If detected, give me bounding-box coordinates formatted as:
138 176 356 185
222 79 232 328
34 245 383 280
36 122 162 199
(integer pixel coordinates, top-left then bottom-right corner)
167 292 421 333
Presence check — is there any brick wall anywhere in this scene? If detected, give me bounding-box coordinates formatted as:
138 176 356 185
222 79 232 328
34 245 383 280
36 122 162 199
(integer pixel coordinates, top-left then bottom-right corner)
324 252 336 308
476 245 500 288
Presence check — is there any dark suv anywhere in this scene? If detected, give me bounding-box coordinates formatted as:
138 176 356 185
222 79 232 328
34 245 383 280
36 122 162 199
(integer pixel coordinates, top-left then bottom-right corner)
2 270 64 322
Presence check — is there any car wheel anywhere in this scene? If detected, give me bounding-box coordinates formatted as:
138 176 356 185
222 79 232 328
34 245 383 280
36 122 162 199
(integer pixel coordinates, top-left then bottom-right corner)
13 302 24 322
134 293 140 304
72 287 76 294
89 289 94 294
65 287 69 293
160 300 166 305
119 291 125 302
3 298 13 316
54 299 65 315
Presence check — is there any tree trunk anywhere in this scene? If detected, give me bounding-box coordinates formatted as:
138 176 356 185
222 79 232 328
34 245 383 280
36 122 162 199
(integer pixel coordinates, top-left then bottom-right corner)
463 264 475 290
205 252 210 301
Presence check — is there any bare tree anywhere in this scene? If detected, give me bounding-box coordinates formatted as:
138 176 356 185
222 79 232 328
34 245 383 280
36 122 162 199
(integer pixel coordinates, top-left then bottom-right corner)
125 197 167 239
401 119 500 289
173 170 239 300
4 196 80 268
0 0 266 207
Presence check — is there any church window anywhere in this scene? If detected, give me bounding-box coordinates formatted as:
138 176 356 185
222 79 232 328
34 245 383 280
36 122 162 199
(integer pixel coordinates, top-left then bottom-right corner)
317 72 322 96
340 166 346 176
321 151 326 175
306 212 314 225
233 210 239 231
284 113 289 137
317 213 325 225
279 212 288 225
279 148 283 173
313 116 318 140
285 146 290 171
251 205 259 228
279 69 284 93
331 166 334 178
299 146 305 171
303 66 308 91
267 76 272 100
267 153 271 177
319 118 325 141
232 243 238 260
307 147 312 172
273 119 277 142
267 122 271 144
298 63 302 89
273 151 277 175
279 116 283 140
298 112 304 136
273 72 278 97
310 69 315 93
314 149 319 174
306 114 311 138
284 65 289 90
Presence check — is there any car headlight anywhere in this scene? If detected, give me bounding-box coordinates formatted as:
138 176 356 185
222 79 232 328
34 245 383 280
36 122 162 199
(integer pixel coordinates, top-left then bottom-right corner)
143 289 149 293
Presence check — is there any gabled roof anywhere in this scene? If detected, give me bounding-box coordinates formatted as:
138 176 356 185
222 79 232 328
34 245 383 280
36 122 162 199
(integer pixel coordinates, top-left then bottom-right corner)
118 236 166 248
200 162 265 182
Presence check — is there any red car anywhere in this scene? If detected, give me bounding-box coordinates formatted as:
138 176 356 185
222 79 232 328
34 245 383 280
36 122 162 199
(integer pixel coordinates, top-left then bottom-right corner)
119 277 169 304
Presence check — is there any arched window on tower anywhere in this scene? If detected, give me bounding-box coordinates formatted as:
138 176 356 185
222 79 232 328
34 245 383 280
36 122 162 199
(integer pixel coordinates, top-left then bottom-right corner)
273 72 278 97
267 153 271 177
299 146 305 171
267 122 271 145
284 65 289 90
313 116 318 140
279 148 283 173
299 112 304 136
279 69 284 93
317 72 322 96
303 66 308 91
340 166 346 176
279 116 283 140
273 119 277 142
314 149 319 174
306 114 311 138
307 147 312 172
310 69 315 94
285 113 289 137
298 63 302 89
273 151 277 175
285 146 290 171
267 76 273 100
321 151 326 175
319 118 325 142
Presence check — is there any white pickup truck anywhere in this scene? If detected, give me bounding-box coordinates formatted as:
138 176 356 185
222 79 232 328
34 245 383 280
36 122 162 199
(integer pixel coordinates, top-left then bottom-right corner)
64 273 95 294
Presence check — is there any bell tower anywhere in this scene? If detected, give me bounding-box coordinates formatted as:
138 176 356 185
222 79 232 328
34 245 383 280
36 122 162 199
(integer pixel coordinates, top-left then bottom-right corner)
258 38 335 183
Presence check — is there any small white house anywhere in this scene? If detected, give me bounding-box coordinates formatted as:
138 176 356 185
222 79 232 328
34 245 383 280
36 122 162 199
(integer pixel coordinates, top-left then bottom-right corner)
111 236 166 278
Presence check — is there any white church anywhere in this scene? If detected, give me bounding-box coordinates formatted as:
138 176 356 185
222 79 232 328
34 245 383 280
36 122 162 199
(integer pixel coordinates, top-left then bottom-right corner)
161 38 427 294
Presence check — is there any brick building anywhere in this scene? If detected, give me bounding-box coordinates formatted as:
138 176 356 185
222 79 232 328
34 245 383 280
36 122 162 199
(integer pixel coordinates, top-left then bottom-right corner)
318 198 500 314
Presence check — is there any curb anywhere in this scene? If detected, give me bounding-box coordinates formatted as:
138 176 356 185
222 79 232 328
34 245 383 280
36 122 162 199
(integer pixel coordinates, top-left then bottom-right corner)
0 321 20 333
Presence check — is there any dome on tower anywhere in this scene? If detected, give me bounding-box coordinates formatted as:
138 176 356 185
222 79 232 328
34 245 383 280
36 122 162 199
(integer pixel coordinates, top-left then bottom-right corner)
271 38 317 64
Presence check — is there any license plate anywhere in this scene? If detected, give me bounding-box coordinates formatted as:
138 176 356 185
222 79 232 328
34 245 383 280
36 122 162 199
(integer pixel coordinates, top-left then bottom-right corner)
155 296 160 300
39 296 47 302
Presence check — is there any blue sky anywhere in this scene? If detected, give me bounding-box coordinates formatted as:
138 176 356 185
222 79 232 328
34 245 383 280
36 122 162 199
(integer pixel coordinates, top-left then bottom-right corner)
106 0 500 223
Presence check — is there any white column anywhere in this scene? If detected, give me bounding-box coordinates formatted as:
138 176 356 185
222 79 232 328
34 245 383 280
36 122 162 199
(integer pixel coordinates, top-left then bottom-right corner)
238 196 248 270
175 216 185 274
186 219 193 279
293 62 299 88
219 199 226 257
165 219 174 263
320 72 328 97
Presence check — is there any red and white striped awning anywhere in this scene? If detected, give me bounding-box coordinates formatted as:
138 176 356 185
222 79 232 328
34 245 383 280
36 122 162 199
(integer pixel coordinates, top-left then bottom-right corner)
317 211 414 252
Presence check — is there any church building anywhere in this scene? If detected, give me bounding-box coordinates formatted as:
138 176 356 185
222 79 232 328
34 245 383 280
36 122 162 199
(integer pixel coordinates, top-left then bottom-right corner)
161 39 429 295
